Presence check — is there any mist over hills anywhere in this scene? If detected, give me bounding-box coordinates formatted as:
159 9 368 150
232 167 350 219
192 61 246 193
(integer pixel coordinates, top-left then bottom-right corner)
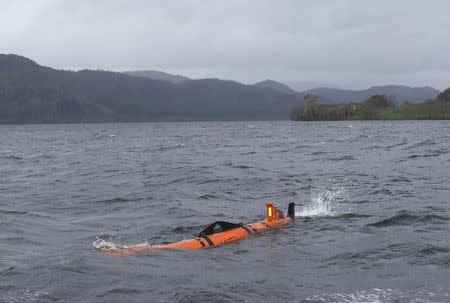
285 80 338 92
124 70 190 83
0 54 442 123
123 72 439 105
123 71 439 104
254 80 297 95
251 79 439 104
300 85 440 104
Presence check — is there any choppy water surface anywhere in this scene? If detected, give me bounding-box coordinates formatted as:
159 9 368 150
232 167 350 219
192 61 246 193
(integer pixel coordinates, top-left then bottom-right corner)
0 121 449 303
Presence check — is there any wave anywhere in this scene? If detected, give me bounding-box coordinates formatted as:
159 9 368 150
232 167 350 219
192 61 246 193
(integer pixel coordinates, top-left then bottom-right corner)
309 150 329 156
224 162 252 169
393 150 448 163
328 243 409 265
0 209 28 215
235 165 251 169
0 266 17 277
369 188 393 195
384 139 409 149
328 242 450 270
408 244 450 268
83 197 144 205
416 244 450 257
101 287 140 295
388 176 411 183
154 144 185 152
326 155 356 161
0 154 23 160
335 213 371 219
197 179 223 185
367 211 449 228
197 194 219 200
240 151 256 155
408 151 445 159
403 139 436 150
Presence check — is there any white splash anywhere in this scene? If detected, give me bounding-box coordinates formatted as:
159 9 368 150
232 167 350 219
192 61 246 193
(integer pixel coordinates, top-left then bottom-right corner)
0 288 50 303
93 238 117 250
305 288 450 303
296 187 348 217
306 288 400 303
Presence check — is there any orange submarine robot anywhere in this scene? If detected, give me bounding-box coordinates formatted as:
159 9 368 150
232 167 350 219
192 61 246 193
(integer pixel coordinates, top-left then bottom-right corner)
98 202 296 256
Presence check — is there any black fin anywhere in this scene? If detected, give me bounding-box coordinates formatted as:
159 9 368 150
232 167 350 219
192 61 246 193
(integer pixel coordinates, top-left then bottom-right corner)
287 202 295 218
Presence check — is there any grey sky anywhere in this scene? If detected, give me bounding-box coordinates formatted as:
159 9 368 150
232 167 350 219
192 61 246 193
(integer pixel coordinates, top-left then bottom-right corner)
2 0 450 89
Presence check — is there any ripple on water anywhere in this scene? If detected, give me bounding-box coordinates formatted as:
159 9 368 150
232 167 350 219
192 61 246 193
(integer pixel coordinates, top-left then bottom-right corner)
1 121 450 302
367 211 449 228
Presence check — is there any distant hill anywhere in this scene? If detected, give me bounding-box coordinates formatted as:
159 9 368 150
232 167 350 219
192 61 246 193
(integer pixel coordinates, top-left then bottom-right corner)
124 70 190 83
254 80 296 94
0 55 303 123
299 85 440 104
0 54 442 124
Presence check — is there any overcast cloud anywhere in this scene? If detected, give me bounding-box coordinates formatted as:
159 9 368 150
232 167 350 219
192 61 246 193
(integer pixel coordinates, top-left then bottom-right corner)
1 0 450 89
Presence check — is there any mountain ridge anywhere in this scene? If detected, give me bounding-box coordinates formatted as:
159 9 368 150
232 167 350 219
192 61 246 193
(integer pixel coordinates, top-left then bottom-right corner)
0 54 442 123
0 54 302 123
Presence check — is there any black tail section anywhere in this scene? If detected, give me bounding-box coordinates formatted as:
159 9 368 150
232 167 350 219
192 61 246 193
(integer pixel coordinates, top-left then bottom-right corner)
287 202 295 218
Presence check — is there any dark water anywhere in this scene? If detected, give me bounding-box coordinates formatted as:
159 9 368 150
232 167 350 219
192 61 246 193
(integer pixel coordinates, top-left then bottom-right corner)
1 121 449 303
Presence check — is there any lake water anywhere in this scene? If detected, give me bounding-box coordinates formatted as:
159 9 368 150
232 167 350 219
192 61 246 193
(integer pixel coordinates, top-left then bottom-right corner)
1 121 449 302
